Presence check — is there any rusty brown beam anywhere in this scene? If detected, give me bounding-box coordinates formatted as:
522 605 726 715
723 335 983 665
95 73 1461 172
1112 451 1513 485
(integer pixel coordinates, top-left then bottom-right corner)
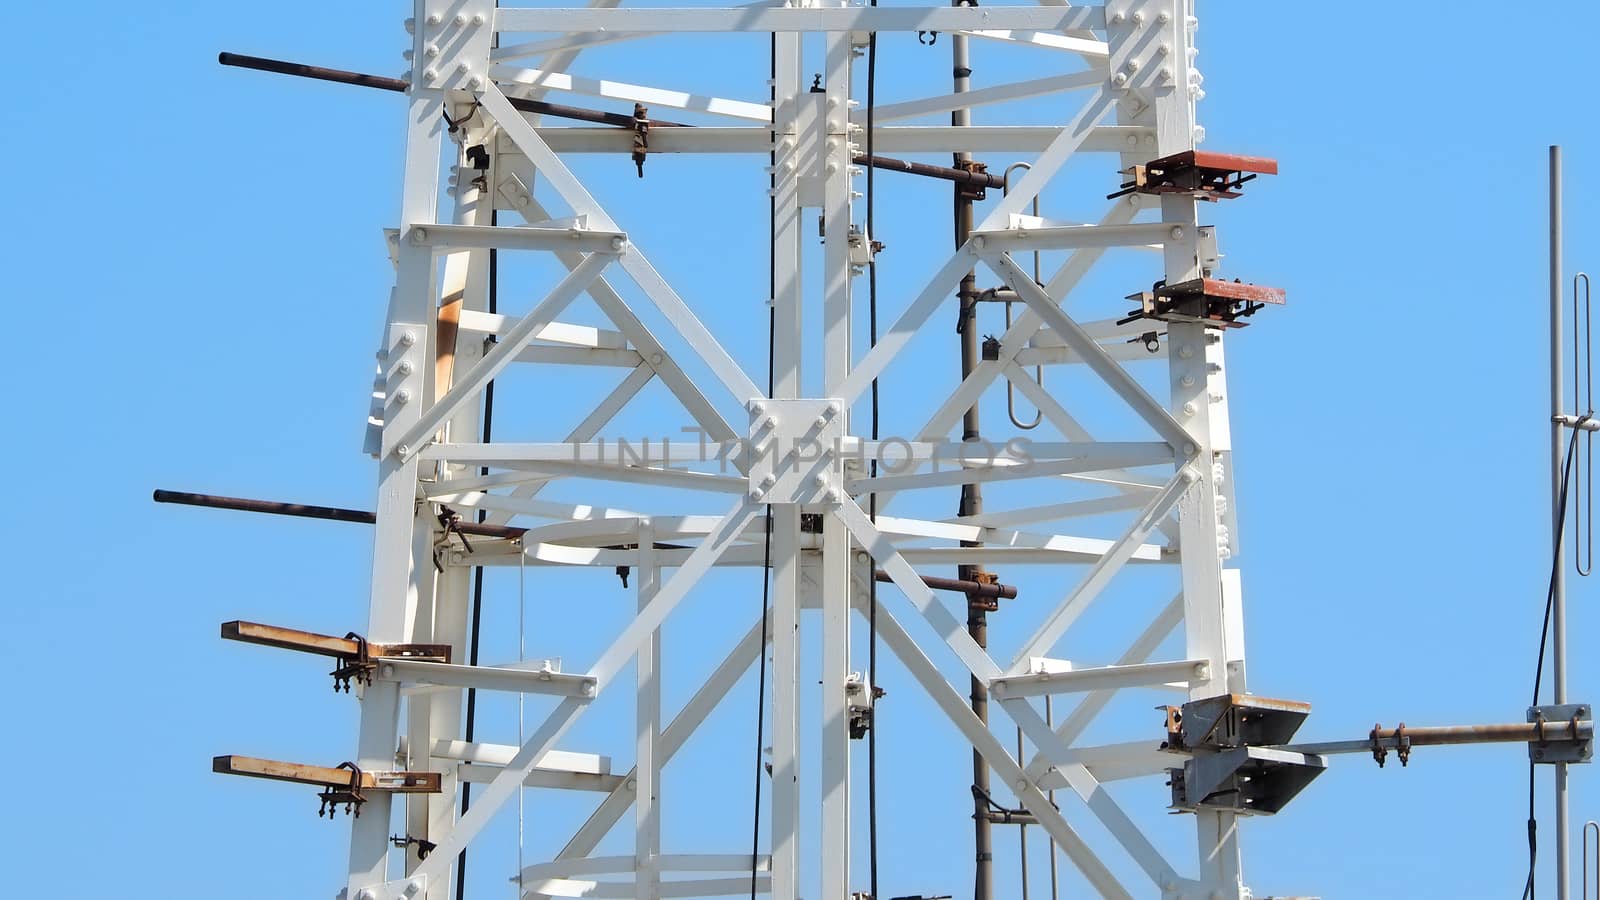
217 52 1006 189
213 755 441 792
222 620 452 662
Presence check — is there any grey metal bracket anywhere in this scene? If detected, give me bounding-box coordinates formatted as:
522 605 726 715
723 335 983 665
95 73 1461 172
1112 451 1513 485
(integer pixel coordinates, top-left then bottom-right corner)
1528 703 1594 765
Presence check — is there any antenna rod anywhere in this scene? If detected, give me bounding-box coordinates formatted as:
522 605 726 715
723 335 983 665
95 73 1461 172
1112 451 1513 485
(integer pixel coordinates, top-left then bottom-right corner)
152 489 1017 598
217 52 1005 189
1551 143 1572 900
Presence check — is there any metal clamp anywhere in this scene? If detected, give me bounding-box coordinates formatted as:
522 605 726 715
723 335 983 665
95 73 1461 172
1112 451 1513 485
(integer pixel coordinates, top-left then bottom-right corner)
317 762 366 819
631 103 650 178
1370 723 1387 768
1395 722 1411 767
331 632 376 693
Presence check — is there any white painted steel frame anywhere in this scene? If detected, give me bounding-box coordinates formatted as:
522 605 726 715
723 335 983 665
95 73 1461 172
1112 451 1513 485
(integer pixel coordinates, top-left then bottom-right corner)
310 1 1267 899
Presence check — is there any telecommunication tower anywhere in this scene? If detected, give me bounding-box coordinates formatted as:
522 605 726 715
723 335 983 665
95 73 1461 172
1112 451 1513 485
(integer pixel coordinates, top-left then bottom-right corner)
167 2 1590 899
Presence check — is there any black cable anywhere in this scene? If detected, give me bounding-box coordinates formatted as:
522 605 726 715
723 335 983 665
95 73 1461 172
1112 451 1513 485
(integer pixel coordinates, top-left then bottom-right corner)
865 16 882 900
1522 421 1583 900
751 33 778 900
455 221 498 900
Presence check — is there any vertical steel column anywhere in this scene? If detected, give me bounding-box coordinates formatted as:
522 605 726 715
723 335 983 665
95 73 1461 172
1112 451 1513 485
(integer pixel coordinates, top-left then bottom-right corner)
410 138 496 900
1126 1 1246 895
769 505 802 900
1552 143 1572 900
821 28 857 900
768 25 805 900
636 523 661 900
348 18 446 887
949 12 993 900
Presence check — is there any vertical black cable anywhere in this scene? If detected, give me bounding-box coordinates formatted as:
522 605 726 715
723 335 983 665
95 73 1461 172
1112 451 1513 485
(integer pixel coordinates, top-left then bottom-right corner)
455 219 498 900
1523 424 1582 900
865 17 881 900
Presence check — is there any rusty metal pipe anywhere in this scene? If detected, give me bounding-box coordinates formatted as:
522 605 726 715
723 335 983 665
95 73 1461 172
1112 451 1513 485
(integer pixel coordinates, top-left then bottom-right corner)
156 489 1020 597
1284 719 1594 756
877 570 1016 600
152 489 525 540
217 53 678 128
217 52 1006 189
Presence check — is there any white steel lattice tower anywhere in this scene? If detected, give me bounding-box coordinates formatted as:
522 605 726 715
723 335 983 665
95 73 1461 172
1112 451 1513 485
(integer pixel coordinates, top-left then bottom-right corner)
224 2 1302 898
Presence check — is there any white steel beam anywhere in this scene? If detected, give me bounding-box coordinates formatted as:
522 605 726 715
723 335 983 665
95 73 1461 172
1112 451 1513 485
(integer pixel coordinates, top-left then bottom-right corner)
493 6 1106 34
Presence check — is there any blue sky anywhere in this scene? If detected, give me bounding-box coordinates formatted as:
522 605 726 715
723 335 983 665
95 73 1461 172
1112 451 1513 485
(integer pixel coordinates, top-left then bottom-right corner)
7 1 1600 897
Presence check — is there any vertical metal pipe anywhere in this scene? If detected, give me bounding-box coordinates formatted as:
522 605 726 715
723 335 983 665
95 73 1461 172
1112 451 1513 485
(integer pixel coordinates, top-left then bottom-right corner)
1552 143 1572 900
950 12 992 900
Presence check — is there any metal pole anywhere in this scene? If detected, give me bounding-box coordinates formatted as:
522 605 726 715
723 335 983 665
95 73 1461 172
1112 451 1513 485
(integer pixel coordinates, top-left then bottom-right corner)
950 13 992 900
1552 143 1572 900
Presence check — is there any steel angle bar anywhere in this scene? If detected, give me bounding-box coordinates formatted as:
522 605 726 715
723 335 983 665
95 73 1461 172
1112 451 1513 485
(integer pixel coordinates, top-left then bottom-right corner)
519 198 744 462
910 200 1139 446
1025 593 1184 785
897 547 1163 566
870 605 1133 900
514 346 642 367
479 459 747 494
422 441 729 466
432 741 611 775
1010 474 1194 672
524 877 768 898
380 657 597 697
457 765 624 792
872 125 1153 154
617 251 766 405
480 83 621 231
866 70 1105 124
389 252 614 460
407 221 626 254
492 65 773 123
493 6 1106 34
836 246 981 405
1003 697 1186 891
428 490 642 521
975 221 1175 252
834 499 1000 681
1017 344 1170 366
999 364 1182 547
972 88 1115 233
1042 740 1175 786
586 500 758 685
952 494 1153 529
409 695 590 886
866 513 1164 562
492 29 653 63
526 856 772 880
851 456 1169 495
456 310 628 349
990 658 1209 699
960 28 1111 58
409 500 756 886
555 615 766 861
988 251 1193 450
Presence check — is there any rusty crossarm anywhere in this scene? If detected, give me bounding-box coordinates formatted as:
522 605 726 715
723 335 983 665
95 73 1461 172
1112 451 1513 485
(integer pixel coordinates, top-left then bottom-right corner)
1283 720 1593 756
213 755 440 792
157 489 1018 598
221 620 452 662
217 52 1006 189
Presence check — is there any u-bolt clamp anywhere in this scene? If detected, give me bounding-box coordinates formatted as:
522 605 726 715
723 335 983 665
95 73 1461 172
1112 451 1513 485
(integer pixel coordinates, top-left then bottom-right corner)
1370 722 1388 768
1395 722 1412 767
